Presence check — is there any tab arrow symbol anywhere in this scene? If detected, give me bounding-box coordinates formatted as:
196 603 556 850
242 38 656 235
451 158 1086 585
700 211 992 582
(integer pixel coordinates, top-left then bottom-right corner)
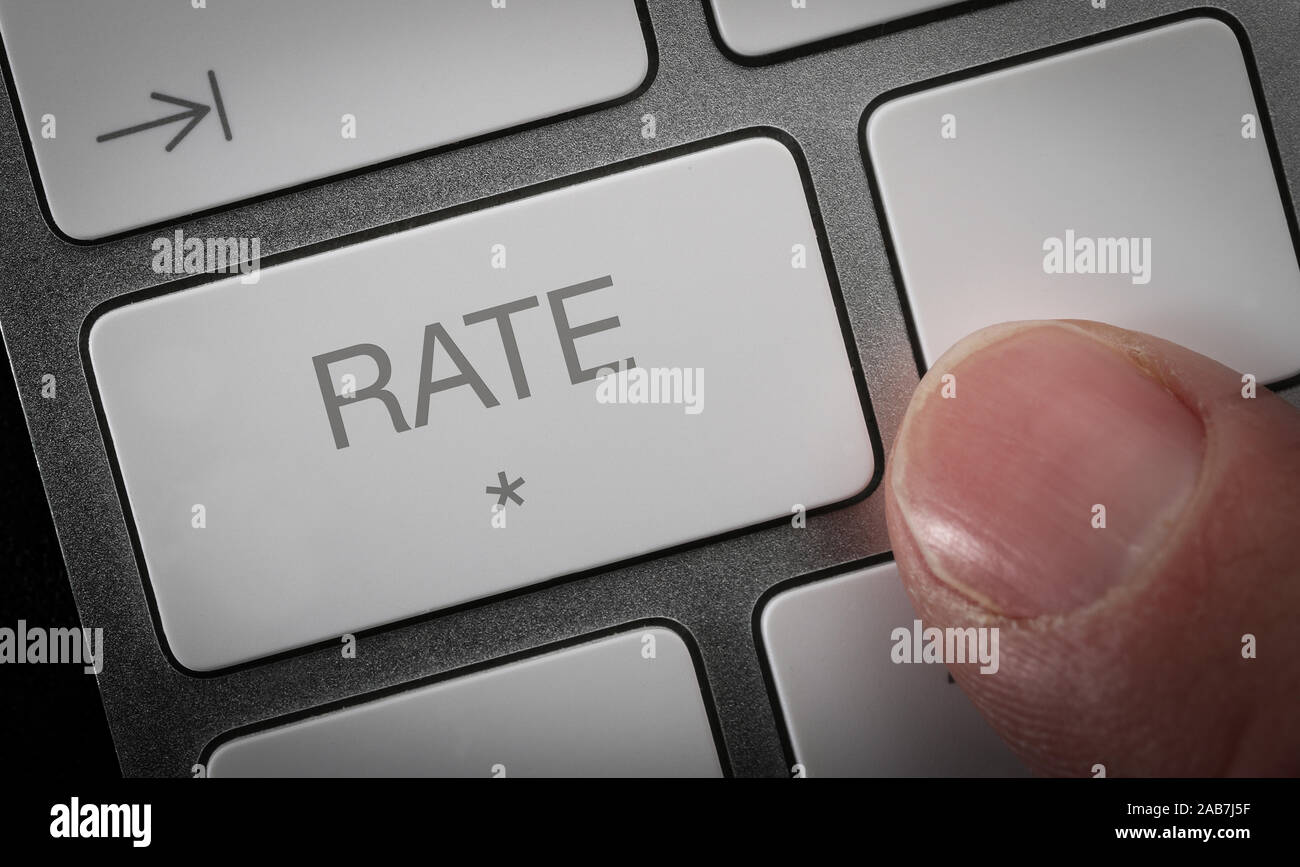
96 70 231 152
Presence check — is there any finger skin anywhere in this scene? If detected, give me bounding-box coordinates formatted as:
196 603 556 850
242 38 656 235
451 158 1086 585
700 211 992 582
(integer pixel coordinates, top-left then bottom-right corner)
885 319 1300 776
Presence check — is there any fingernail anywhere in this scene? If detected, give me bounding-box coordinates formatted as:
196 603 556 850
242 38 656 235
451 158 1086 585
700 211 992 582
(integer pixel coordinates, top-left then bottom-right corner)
891 323 1205 617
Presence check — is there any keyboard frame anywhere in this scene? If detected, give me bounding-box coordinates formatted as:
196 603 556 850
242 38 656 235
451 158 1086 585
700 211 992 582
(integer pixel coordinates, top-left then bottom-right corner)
2 0 1297 777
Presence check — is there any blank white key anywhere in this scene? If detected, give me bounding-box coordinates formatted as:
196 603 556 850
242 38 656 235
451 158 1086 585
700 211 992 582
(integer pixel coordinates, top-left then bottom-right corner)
760 561 1027 777
0 0 650 240
865 16 1300 382
708 0 965 58
206 626 723 777
89 134 874 672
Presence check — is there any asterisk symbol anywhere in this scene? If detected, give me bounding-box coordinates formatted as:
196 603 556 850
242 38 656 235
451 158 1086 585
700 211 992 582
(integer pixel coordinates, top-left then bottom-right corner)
485 471 525 507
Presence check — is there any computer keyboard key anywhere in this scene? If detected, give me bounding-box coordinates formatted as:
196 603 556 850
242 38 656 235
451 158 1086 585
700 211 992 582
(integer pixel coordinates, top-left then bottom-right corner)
0 0 651 240
707 0 966 59
205 626 724 777
864 15 1300 383
88 133 875 672
760 561 1027 777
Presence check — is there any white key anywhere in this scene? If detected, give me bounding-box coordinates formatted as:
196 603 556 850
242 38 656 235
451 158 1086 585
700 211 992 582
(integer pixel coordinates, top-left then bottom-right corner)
865 15 1300 382
88 134 875 672
206 626 723 777
760 561 1027 777
707 0 965 59
0 0 650 240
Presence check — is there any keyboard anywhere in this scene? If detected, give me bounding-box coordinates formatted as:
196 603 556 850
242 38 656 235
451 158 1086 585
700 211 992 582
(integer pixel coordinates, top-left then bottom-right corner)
1 0 1297 777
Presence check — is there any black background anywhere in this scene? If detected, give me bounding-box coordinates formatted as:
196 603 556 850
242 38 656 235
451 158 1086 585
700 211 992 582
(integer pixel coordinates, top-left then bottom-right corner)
1 330 118 778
